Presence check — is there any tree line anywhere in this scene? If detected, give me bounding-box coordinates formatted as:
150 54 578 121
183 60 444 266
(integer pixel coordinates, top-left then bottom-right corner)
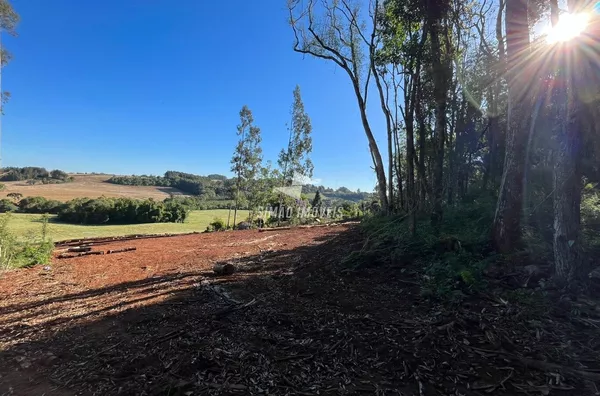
287 0 600 288
0 195 188 225
0 167 73 184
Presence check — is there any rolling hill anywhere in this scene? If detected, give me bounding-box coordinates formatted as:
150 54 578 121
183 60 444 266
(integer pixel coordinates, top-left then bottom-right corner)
0 174 190 202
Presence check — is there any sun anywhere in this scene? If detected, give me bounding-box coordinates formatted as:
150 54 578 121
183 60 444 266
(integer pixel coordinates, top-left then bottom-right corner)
545 12 591 44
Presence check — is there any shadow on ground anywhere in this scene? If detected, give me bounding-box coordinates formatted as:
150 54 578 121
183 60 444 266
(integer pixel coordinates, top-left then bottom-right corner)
0 225 599 395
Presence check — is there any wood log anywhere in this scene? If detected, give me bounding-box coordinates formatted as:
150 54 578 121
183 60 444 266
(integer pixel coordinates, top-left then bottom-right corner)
213 263 236 276
57 251 105 259
67 246 92 253
107 247 137 254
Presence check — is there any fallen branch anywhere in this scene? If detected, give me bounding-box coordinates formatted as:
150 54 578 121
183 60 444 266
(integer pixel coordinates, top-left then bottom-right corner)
213 298 257 319
67 246 92 253
107 247 136 254
57 251 105 259
465 345 600 381
259 227 291 232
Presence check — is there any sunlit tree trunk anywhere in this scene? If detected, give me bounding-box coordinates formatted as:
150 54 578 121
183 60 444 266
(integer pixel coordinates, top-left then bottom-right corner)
492 0 530 252
553 0 583 285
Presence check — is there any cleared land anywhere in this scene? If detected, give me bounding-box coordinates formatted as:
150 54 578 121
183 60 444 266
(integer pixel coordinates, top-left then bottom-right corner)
6 210 248 241
0 174 189 201
0 225 597 395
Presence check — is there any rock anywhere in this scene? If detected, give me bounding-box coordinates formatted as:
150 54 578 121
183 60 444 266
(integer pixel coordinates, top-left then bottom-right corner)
213 263 236 276
237 222 252 230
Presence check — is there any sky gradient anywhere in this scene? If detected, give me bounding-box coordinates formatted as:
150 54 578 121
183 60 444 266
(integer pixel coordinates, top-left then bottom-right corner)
2 0 386 191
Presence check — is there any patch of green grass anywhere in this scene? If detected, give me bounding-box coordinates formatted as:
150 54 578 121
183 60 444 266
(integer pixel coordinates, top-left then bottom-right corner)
4 210 249 241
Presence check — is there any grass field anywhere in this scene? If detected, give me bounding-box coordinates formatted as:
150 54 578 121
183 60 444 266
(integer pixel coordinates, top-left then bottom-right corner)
4 210 249 242
0 174 190 202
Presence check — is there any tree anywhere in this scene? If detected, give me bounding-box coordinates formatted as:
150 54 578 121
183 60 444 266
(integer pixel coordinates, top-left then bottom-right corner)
288 0 389 212
311 190 322 208
230 106 263 227
0 0 18 117
492 0 531 252
551 0 586 285
279 85 314 182
6 191 20 201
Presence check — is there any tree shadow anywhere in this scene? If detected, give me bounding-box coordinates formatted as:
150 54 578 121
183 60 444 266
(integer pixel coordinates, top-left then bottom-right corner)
0 225 598 395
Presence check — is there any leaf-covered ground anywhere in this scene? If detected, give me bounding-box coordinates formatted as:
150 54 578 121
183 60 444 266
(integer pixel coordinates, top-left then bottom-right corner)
0 224 599 395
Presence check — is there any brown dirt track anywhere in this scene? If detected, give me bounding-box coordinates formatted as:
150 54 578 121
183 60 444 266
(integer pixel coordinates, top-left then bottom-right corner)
1 225 599 395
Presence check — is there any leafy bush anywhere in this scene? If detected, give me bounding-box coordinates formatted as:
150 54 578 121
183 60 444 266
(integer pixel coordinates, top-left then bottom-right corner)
0 199 18 213
345 195 497 300
18 196 64 214
0 167 72 183
0 214 54 271
206 217 226 232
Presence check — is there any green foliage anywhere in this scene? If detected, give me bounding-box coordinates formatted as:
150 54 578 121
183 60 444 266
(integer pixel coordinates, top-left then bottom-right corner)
311 190 322 208
278 85 314 181
0 214 17 270
346 195 497 300
581 187 600 227
6 192 22 202
206 217 226 232
57 197 188 225
231 106 265 214
0 214 53 271
0 167 72 183
0 198 17 213
339 202 363 219
18 196 64 214
108 172 232 198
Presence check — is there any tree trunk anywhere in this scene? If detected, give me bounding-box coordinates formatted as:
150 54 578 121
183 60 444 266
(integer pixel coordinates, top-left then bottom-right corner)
405 77 417 235
553 101 582 284
492 0 530 252
429 16 449 232
416 82 428 209
352 81 389 213
553 0 583 285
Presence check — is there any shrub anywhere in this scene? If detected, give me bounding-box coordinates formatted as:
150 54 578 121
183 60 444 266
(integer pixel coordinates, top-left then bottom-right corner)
344 194 497 301
0 199 18 213
19 196 64 214
207 217 226 232
0 214 54 271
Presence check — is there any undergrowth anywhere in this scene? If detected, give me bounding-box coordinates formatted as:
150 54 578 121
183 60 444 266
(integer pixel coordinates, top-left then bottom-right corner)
347 188 600 301
344 196 498 301
0 214 54 273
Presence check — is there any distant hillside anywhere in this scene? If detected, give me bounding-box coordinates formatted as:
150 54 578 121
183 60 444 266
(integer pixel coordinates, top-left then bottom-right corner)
0 167 372 204
0 173 190 202
106 171 372 203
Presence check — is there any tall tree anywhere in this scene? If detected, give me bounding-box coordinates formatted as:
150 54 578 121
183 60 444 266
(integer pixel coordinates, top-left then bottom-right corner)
0 0 18 169
287 0 389 212
492 0 531 252
278 85 314 183
231 106 263 227
426 0 451 231
552 0 584 285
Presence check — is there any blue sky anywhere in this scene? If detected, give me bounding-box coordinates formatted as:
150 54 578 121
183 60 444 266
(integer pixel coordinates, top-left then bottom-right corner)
2 0 386 191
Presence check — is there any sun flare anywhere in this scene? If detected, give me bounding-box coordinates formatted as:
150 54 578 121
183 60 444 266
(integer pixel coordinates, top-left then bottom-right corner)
545 13 591 44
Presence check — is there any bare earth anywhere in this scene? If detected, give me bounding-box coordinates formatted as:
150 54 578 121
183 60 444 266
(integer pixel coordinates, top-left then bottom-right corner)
0 174 188 201
0 225 598 395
